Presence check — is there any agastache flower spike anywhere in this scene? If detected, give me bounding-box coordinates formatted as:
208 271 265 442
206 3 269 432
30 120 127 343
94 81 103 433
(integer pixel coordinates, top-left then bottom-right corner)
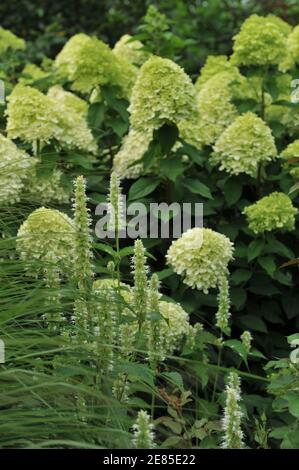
107 172 125 237
132 239 149 330
132 410 155 449
241 331 252 354
73 176 94 293
215 276 231 335
222 372 244 449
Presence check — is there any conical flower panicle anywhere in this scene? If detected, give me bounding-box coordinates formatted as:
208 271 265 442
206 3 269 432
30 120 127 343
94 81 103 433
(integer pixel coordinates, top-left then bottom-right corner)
166 227 234 293
243 192 297 234
107 172 125 237
222 372 244 449
215 276 231 335
129 56 198 132
240 331 252 354
73 176 94 293
132 239 149 329
132 410 155 449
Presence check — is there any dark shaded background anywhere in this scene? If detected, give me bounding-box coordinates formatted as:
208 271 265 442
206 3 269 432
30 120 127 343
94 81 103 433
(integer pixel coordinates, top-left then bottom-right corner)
1 0 299 74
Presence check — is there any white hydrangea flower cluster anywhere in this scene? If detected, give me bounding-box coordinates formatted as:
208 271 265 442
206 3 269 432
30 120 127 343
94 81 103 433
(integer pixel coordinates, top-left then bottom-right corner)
113 34 150 67
222 372 244 449
281 139 299 178
0 134 36 205
47 85 88 116
26 169 70 205
6 83 97 154
113 119 203 180
166 227 234 293
231 14 289 67
195 55 241 92
54 33 137 99
196 72 239 146
279 25 299 71
113 129 153 179
129 56 198 132
0 26 25 56
212 112 277 177
178 118 204 150
19 63 49 85
47 86 97 154
17 207 75 276
6 84 62 144
243 192 298 234
158 300 196 356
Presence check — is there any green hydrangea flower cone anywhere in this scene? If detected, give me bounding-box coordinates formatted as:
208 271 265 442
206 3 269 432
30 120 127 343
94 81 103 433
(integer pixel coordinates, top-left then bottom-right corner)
113 34 150 67
196 71 240 145
166 228 234 293
129 56 198 132
6 84 61 144
0 26 25 56
231 14 289 66
55 33 137 98
0 134 36 205
243 192 298 234
195 55 241 92
17 207 75 275
212 112 277 177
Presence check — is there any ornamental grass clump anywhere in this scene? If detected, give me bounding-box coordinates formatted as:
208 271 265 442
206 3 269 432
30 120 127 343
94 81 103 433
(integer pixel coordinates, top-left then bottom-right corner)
129 56 198 132
243 192 298 234
0 134 36 205
166 227 234 293
231 14 289 67
221 372 244 449
212 112 277 177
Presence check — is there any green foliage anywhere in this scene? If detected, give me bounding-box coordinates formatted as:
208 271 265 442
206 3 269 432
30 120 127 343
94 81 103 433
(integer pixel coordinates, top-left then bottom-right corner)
1 4 299 451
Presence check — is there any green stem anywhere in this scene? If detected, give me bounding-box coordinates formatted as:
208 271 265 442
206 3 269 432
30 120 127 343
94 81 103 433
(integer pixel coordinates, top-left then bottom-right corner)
212 342 223 402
